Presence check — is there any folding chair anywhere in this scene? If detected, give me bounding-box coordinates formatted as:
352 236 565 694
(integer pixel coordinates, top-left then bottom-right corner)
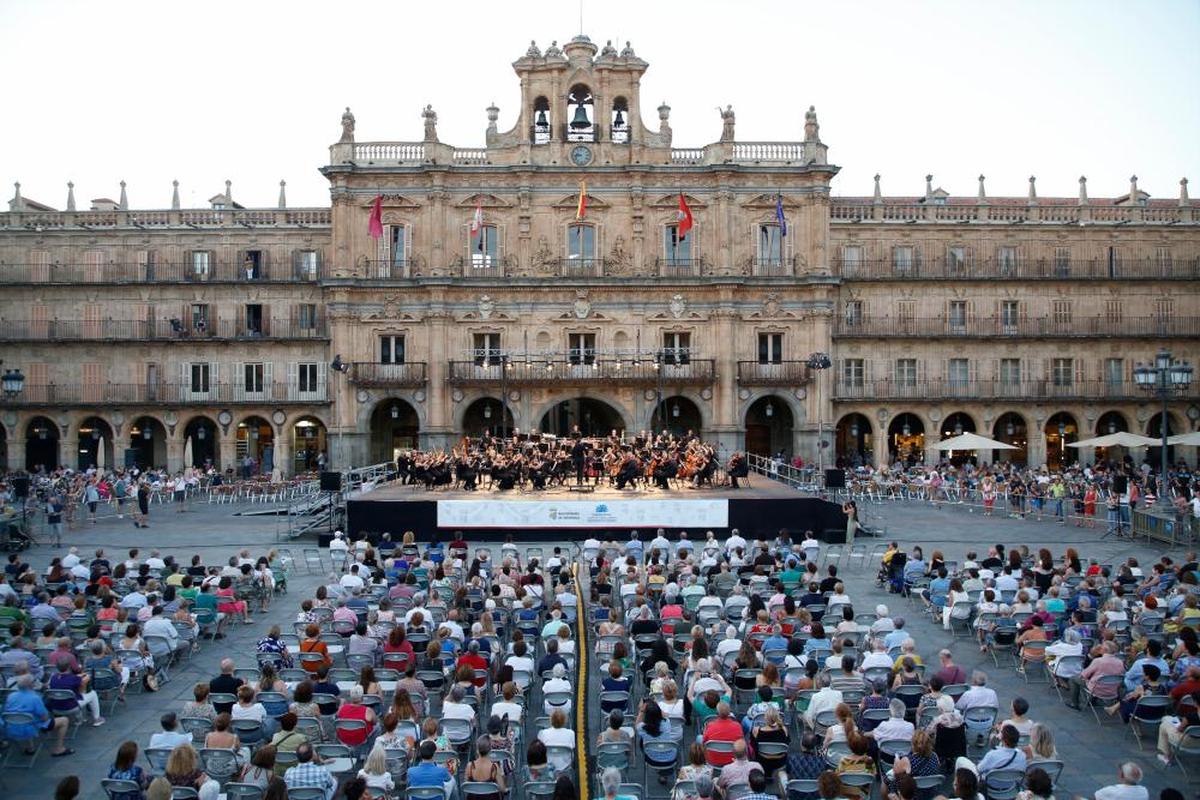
983 768 1026 800
144 745 175 774
1128 695 1173 749
101 779 144 799
1 711 44 768
1081 675 1124 726
224 783 266 799
1026 759 1064 789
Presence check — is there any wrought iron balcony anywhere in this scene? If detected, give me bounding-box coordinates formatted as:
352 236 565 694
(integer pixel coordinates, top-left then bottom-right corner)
832 378 1198 403
447 358 716 388
349 362 428 388
0 260 324 285
0 318 328 342
834 256 1200 281
0 381 329 406
832 316 1200 339
736 361 813 386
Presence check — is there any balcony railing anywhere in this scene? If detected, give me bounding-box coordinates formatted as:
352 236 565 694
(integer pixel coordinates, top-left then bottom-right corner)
736 361 813 386
0 207 331 230
835 256 1200 281
0 317 328 341
0 381 329 406
447 358 716 387
0 260 324 285
830 200 1196 226
349 362 428 388
749 257 795 277
833 316 1200 339
560 258 604 278
832 378 1198 403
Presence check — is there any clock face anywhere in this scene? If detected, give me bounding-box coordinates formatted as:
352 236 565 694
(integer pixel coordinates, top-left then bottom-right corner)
570 145 592 166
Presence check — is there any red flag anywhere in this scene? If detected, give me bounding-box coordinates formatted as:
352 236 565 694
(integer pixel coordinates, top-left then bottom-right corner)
368 194 383 240
575 181 587 221
676 193 694 240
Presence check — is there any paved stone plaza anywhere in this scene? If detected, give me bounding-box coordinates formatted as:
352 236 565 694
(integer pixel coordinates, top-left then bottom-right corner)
4 496 1193 798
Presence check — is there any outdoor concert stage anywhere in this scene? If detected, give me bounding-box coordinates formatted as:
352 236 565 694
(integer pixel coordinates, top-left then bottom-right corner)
344 479 849 544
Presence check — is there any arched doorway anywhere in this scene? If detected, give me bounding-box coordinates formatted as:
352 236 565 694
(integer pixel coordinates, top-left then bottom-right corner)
1147 411 1181 468
745 396 793 458
182 417 219 470
542 397 625 438
1092 411 1129 465
835 414 873 467
236 416 274 476
370 401 419 463
77 417 115 471
463 398 514 438
887 413 925 467
129 417 167 471
25 417 59 472
291 417 327 473
992 412 1028 465
940 412 977 466
651 396 701 439
1044 412 1078 470
0 423 7 471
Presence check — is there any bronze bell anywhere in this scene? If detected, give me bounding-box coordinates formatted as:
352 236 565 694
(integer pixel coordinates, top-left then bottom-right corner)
569 104 591 130
535 109 549 127
613 109 626 127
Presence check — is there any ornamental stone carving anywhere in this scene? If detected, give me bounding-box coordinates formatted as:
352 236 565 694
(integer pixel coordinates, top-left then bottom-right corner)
478 295 495 320
608 236 631 273
339 107 355 143
669 294 686 319
572 290 591 320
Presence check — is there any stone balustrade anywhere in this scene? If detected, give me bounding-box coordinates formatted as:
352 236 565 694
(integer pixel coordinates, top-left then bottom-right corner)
0 207 331 230
830 200 1195 225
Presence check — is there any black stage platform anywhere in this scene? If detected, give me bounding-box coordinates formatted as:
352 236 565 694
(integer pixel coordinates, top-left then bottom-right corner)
344 478 849 544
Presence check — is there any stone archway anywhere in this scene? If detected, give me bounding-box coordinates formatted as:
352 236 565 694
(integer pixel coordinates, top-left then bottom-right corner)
236 416 274 476
1044 411 1079 470
651 395 701 439
541 397 626 438
369 400 420 463
887 412 925 466
77 416 115 471
992 412 1028 465
940 412 977 466
744 395 793 458
1147 411 1183 468
25 416 60 472
835 413 873 468
0 422 7 471
182 416 220 469
462 397 515 438
291 416 328 473
129 416 167 471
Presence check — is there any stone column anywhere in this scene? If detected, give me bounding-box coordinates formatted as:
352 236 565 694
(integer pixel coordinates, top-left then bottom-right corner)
7 436 25 472
219 431 238 474
165 436 183 473
275 427 292 477
872 420 890 469
62 432 80 471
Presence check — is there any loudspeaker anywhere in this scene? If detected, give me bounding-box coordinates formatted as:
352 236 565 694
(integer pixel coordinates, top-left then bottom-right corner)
11 477 30 499
824 469 846 489
1112 475 1127 495
319 471 343 492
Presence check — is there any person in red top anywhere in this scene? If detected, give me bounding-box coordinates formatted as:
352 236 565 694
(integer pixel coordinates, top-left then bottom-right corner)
298 624 332 674
335 685 377 747
1170 665 1200 704
701 701 744 766
382 626 415 670
456 640 489 688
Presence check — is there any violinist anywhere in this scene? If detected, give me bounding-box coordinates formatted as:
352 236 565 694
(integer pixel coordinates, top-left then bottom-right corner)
727 451 750 489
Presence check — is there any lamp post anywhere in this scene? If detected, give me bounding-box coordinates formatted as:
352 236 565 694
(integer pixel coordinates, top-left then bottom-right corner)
330 354 350 469
500 353 511 440
806 352 833 473
653 351 663 434
2 364 25 399
1133 348 1193 506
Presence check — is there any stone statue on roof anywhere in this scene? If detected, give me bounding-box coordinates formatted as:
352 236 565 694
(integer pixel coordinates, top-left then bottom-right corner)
718 105 735 142
601 40 618 57
526 40 541 58
339 107 355 143
804 105 820 143
545 40 562 58
620 41 636 57
422 105 438 142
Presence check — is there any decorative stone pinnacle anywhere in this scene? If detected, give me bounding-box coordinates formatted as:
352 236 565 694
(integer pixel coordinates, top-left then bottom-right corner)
66 181 76 212
172 180 180 210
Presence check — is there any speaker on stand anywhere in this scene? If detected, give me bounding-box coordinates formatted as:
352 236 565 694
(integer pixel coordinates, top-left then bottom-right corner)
319 472 343 535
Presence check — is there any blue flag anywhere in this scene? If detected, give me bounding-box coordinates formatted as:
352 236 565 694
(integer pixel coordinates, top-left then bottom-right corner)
775 194 787 237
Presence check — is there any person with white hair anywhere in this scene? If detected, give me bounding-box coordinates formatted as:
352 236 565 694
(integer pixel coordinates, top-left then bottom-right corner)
650 529 671 558
675 532 693 559
598 766 624 800
443 685 477 722
725 528 747 554
1045 627 1084 681
1093 762 1147 800
714 626 742 663
542 662 573 715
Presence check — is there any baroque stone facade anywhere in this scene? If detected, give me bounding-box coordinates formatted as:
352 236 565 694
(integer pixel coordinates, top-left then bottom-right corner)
0 35 1197 473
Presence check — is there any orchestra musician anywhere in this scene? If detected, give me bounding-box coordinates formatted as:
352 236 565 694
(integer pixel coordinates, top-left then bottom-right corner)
727 451 750 488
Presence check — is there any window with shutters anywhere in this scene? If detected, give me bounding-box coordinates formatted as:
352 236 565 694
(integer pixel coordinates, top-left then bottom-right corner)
244 363 265 395
380 335 406 365
758 333 783 365
948 358 970 387
81 363 102 404
1052 300 1072 331
947 246 967 275
662 332 691 365
1104 358 1124 387
999 358 1021 386
840 245 863 274
245 304 263 336
391 226 408 269
473 333 502 366
1053 247 1071 276
1051 358 1074 387
297 363 318 393
663 224 692 264
893 246 914 275
296 250 320 280
844 301 863 327
1001 300 1020 332
470 225 499 269
997 246 1017 276
568 333 596 365
1155 246 1172 271
949 301 967 331
31 249 50 282
897 301 915 333
191 304 210 334
190 363 210 394
190 251 211 280
567 224 596 263
1105 299 1123 324
757 224 784 266
1155 298 1173 321
242 250 264 280
895 358 918 387
26 363 48 402
842 358 865 388
83 304 102 339
297 303 318 332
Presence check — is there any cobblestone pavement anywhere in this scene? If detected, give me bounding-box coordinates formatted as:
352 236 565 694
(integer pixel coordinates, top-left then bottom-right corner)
3 496 1193 797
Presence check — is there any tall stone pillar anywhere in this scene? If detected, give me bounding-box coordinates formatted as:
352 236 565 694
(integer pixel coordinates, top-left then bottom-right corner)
7 436 25 472
275 427 292 477
873 420 889 469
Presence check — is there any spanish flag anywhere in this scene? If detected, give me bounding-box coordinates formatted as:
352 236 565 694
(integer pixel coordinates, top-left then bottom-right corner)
575 181 587 221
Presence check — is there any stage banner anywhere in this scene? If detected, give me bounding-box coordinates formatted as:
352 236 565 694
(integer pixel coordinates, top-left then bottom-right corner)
436 498 729 529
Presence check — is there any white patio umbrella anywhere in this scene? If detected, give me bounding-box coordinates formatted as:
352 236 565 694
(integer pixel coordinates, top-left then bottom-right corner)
934 432 1017 451
1166 431 1200 446
1068 432 1157 449
96 436 106 470
183 435 194 468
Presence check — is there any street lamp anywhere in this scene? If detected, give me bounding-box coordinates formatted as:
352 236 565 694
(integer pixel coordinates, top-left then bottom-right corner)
1 364 25 398
1133 348 1194 505
330 354 350 469
806 352 833 472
